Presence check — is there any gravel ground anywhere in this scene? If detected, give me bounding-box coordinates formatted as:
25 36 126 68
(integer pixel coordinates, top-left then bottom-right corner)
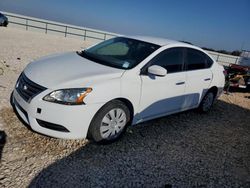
0 27 250 187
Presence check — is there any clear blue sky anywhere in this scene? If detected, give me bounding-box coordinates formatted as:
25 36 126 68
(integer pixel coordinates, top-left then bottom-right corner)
0 0 249 51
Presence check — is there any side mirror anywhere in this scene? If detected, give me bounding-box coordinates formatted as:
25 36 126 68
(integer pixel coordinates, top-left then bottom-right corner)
148 65 167 77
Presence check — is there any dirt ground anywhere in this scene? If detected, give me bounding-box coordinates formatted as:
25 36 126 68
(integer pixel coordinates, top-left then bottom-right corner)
0 27 250 187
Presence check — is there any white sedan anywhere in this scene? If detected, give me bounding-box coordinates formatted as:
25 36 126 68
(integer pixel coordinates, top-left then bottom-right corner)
11 36 225 143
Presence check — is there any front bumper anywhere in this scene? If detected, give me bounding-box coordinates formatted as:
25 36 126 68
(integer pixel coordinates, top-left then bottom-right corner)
11 89 104 139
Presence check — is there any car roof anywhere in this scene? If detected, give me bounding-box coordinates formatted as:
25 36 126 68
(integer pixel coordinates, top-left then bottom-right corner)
125 35 186 46
123 35 213 60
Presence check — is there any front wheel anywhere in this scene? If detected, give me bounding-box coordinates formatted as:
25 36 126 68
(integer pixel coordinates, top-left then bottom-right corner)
198 91 215 112
88 100 131 144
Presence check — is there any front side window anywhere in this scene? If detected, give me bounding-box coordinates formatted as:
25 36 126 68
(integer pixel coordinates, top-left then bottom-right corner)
185 48 213 71
78 37 160 69
148 47 184 73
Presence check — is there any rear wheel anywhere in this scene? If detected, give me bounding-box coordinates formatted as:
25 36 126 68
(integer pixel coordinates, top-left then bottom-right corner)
198 91 215 112
88 100 131 143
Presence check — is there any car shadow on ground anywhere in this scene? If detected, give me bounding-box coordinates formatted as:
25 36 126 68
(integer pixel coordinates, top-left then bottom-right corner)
1 99 250 187
25 99 250 187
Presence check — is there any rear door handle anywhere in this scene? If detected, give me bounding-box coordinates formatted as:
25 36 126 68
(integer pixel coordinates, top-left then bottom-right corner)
204 78 211 81
176 81 185 85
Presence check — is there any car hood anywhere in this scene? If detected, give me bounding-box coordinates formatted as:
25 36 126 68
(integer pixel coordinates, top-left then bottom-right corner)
24 52 125 88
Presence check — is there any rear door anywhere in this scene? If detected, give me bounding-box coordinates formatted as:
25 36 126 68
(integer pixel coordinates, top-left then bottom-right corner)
183 48 213 108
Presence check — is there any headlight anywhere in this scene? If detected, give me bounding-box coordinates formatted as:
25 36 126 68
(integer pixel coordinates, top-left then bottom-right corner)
43 88 92 105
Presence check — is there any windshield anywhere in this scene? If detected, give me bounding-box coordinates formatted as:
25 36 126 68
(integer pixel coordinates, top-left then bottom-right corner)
78 37 160 69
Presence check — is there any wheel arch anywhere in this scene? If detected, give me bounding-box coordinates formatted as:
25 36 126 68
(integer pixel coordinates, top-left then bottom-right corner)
198 86 218 112
86 97 134 139
114 97 134 121
207 86 218 98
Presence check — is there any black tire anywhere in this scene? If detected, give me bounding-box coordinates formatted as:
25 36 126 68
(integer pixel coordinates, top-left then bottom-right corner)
3 21 8 27
198 91 215 113
10 91 14 107
87 100 131 144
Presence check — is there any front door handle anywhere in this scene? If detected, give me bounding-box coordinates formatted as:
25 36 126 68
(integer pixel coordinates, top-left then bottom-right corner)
204 78 211 81
176 81 185 85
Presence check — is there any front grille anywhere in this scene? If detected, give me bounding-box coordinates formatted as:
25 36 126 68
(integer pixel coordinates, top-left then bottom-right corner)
16 73 47 103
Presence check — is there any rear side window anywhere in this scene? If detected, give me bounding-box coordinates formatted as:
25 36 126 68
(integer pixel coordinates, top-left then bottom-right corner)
206 56 213 67
185 48 213 71
149 48 184 73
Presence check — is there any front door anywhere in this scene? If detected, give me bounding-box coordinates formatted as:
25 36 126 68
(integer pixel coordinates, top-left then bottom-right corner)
138 47 186 121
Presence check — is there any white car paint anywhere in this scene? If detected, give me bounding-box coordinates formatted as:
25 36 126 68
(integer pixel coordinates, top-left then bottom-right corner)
11 36 225 139
24 52 125 89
